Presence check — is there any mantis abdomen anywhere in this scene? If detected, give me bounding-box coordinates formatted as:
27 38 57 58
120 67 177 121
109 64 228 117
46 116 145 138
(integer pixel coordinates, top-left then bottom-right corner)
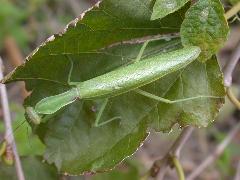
35 46 200 114
77 46 200 99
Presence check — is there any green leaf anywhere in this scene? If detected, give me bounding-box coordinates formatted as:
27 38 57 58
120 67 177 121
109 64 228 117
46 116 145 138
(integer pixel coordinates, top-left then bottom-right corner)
21 40 223 175
1 0 225 175
180 0 229 62
0 156 58 180
151 0 189 20
148 56 225 132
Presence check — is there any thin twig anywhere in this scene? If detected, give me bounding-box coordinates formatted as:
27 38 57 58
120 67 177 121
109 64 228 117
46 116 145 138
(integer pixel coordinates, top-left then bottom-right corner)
169 126 194 158
186 121 240 180
149 126 194 179
223 41 240 87
172 156 185 180
224 2 240 20
0 57 25 180
227 87 240 110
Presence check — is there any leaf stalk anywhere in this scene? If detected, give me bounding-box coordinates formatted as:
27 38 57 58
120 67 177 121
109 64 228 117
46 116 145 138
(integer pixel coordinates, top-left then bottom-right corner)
224 2 240 20
226 87 240 110
171 156 185 180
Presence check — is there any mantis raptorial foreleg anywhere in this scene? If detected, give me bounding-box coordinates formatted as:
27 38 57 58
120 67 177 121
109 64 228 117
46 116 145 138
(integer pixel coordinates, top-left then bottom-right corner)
65 56 122 127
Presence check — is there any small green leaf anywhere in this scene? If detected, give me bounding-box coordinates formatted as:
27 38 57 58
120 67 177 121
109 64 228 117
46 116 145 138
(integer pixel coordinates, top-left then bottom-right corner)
180 0 229 62
151 0 189 20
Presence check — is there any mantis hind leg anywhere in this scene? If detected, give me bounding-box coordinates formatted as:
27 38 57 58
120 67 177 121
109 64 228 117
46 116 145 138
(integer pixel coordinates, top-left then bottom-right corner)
134 89 222 104
94 98 121 127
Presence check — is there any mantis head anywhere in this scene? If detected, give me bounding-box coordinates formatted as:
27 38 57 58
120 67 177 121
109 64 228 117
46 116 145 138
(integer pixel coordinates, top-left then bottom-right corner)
34 88 79 115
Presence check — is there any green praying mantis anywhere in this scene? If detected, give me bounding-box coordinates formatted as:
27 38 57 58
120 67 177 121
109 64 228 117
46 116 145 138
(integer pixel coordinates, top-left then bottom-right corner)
26 41 221 127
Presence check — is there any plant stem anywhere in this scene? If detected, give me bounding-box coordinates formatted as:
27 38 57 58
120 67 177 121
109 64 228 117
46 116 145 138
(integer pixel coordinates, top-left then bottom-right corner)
172 156 185 180
224 2 240 20
0 57 25 180
169 126 194 158
226 87 240 110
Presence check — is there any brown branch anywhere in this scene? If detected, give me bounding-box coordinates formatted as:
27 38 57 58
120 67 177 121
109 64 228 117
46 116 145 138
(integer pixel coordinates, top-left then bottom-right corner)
186 121 240 180
0 57 25 180
4 36 28 98
4 36 23 67
149 126 194 179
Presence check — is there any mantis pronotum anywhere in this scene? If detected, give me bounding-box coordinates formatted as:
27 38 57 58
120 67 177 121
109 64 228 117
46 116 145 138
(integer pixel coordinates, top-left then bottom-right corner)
26 42 220 126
